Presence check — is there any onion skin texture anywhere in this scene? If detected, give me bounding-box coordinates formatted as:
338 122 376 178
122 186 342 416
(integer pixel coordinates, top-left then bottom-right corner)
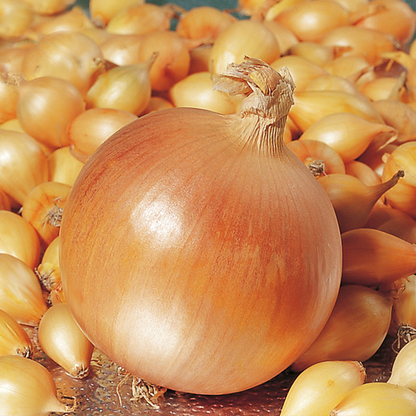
60 59 342 395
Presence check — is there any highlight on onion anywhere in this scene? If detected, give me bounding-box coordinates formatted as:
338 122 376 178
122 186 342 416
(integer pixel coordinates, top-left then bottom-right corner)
60 57 342 395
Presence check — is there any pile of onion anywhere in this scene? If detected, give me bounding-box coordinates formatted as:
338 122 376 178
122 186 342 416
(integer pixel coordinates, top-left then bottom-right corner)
60 57 342 395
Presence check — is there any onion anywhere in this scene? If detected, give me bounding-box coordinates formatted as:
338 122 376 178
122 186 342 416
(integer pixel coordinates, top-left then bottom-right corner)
388 336 416 392
23 0 76 15
320 25 398 66
0 355 74 416
210 19 281 75
270 55 328 92
0 210 40 270
345 159 382 186
60 58 342 395
38 303 94 379
106 3 175 36
176 6 237 43
0 309 33 358
21 31 105 97
17 76 85 149
36 235 62 294
290 89 385 132
354 0 416 46
86 54 156 115
0 0 33 40
89 0 145 26
47 146 84 186
389 275 416 339
68 108 138 162
0 129 49 206
365 203 416 244
169 71 238 114
0 73 19 124
382 141 416 219
32 6 95 35
330 382 416 415
137 31 192 91
281 361 366 416
291 284 393 372
21 181 71 249
286 139 346 178
341 227 416 286
0 253 47 326
299 112 398 162
99 34 144 66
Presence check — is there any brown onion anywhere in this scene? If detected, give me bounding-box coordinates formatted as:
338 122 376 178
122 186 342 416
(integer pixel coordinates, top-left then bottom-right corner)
341 227 416 286
291 284 392 372
60 58 342 395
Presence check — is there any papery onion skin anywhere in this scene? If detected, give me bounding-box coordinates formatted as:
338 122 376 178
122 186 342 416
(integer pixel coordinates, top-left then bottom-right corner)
60 60 342 395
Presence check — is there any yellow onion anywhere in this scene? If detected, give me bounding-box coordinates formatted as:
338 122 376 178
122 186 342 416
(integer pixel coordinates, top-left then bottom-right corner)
38 303 94 379
99 33 144 66
169 71 238 114
358 75 406 102
259 20 299 56
17 76 85 149
388 336 416 391
0 73 19 124
323 55 374 81
341 227 416 286
330 382 416 415
238 0 269 16
86 54 157 115
0 309 33 358
33 6 95 35
289 42 347 68
68 108 137 162
290 89 384 132
89 0 145 26
372 99 416 144
389 275 416 339
0 0 33 40
210 19 281 75
382 141 416 219
365 203 416 244
0 42 33 74
188 44 213 74
286 139 346 178
106 3 175 36
270 55 328 92
0 210 40 269
142 96 174 115
291 284 392 372
273 0 365 42
320 26 398 66
281 361 366 416
21 31 105 96
0 129 48 206
59 58 342 395
47 146 84 186
23 0 76 15
137 31 192 91
36 235 61 292
0 355 74 416
0 253 47 326
328 0 369 12
345 159 382 186
354 0 416 46
21 181 71 249
176 6 237 43
305 74 366 96
264 0 307 20
299 112 397 162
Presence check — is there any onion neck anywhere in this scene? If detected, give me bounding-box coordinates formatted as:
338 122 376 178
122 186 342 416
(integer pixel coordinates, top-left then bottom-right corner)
213 57 295 156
